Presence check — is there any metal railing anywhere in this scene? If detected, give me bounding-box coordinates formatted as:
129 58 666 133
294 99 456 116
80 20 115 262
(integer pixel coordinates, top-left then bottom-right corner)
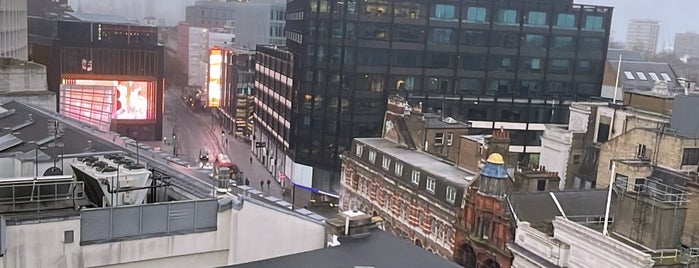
0 176 84 213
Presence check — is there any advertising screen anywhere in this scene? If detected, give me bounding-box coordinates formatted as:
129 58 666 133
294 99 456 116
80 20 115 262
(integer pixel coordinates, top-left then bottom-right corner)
70 79 155 120
208 49 223 108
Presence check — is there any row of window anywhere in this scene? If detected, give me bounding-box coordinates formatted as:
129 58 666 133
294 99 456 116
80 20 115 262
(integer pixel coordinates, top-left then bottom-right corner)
623 71 672 82
357 144 458 203
309 0 608 33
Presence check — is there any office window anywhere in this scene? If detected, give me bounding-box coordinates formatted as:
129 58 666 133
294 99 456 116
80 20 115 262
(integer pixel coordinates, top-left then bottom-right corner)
636 72 647 81
429 28 456 44
447 133 453 146
458 78 482 95
394 25 425 42
446 186 457 203
369 150 376 163
355 144 363 156
466 7 487 23
682 148 699 165
624 71 635 80
432 4 456 21
382 156 391 170
426 177 436 193
527 11 547 26
496 9 517 25
549 59 571 74
521 58 543 73
462 30 488 47
394 2 425 19
556 13 576 28
435 132 444 145
411 170 420 184
584 15 604 31
394 162 404 176
461 54 486 70
552 36 574 50
523 34 546 49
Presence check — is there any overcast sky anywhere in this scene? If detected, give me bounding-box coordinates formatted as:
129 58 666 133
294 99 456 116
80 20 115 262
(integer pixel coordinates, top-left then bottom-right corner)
577 0 699 49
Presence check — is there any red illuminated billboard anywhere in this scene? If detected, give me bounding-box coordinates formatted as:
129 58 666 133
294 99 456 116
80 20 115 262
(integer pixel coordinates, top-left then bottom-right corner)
208 48 222 108
69 79 155 120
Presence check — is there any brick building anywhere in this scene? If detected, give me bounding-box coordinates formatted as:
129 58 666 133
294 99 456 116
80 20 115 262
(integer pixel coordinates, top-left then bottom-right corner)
340 137 475 258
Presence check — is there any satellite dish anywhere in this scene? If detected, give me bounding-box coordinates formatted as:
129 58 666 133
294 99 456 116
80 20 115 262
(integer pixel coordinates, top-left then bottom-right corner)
43 167 63 176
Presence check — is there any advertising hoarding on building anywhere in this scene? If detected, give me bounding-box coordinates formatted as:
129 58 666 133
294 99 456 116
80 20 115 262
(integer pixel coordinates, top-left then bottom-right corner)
208 48 223 108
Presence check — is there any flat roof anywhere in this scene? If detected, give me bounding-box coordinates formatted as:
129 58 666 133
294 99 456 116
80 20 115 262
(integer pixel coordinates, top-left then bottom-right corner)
356 138 475 185
67 12 138 25
228 229 462 268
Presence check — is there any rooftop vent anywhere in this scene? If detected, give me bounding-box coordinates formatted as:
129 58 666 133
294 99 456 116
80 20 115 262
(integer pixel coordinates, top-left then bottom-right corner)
326 210 383 239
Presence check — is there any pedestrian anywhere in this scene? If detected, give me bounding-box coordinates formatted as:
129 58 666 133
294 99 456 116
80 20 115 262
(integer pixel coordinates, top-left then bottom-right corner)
266 179 271 189
249 156 253 165
245 178 250 186
259 180 264 189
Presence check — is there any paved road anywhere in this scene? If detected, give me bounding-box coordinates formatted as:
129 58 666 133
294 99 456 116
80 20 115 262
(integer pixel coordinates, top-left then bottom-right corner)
150 88 289 202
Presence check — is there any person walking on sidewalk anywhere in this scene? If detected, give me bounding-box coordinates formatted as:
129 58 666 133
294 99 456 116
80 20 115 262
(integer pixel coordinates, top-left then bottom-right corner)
245 178 250 186
249 156 253 165
259 180 264 190
266 179 271 189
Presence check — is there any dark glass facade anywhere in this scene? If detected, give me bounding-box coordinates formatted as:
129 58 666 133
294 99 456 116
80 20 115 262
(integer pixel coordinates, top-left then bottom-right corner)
282 0 612 193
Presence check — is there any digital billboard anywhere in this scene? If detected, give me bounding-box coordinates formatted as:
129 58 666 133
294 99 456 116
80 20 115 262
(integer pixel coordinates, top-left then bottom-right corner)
69 79 155 120
208 48 223 108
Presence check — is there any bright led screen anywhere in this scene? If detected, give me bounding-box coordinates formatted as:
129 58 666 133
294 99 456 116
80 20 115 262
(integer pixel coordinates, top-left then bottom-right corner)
70 79 155 120
208 49 222 108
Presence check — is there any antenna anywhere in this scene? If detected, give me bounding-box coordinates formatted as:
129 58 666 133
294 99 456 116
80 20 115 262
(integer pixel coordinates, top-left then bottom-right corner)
603 161 616 236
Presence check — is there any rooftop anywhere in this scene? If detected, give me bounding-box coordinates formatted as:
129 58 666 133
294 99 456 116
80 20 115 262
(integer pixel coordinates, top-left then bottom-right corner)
228 229 462 268
509 189 614 231
356 138 475 185
66 12 138 25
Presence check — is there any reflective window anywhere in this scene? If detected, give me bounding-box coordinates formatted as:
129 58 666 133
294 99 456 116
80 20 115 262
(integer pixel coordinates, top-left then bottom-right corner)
623 71 635 80
520 80 542 96
496 9 518 25
556 13 576 28
391 75 420 91
577 83 598 98
394 2 425 19
347 0 357 14
583 15 604 31
578 37 603 57
552 36 574 50
489 55 515 72
358 23 389 40
355 73 385 92
393 25 426 42
546 81 571 96
636 72 647 81
331 23 343 39
432 4 457 21
462 30 488 47
426 77 451 92
345 22 356 39
460 54 486 71
465 7 488 23
648 72 660 81
520 57 543 73
487 80 511 96
491 31 518 48
427 52 452 68
429 28 456 45
357 48 388 66
526 11 547 26
362 0 388 17
549 59 572 74
458 78 482 95
523 34 546 49
392 50 423 67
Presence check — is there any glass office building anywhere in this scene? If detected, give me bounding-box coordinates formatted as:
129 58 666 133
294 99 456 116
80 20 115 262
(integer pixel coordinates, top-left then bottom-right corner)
282 0 612 193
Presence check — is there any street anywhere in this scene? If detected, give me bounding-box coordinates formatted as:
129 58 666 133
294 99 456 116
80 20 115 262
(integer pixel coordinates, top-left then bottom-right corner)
147 88 288 202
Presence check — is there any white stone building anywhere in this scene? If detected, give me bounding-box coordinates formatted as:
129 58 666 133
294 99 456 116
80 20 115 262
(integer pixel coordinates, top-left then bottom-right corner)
0 0 28 61
508 217 655 268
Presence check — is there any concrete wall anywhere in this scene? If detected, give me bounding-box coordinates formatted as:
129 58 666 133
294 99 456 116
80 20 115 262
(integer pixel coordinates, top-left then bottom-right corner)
0 199 325 268
596 128 690 188
612 194 687 250
539 127 572 189
0 60 47 92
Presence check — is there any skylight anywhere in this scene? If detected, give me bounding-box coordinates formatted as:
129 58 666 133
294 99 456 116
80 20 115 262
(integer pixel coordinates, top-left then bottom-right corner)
636 72 647 81
648 72 659 81
660 73 672 82
623 71 635 80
